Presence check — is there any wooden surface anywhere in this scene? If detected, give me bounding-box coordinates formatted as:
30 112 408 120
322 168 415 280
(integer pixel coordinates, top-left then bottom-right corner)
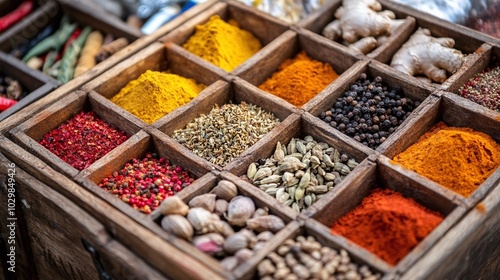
401 183 500 279
1 0 500 279
0 152 168 280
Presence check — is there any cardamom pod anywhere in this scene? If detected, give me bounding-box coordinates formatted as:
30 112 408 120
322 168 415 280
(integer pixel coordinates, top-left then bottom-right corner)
298 170 310 189
296 141 307 155
260 175 282 184
287 138 296 154
295 187 305 201
274 142 285 161
247 163 257 180
304 195 313 207
254 167 272 181
265 188 279 196
259 183 278 190
347 159 358 169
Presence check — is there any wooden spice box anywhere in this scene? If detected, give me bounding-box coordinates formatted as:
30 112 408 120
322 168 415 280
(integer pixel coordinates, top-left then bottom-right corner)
0 152 168 280
1 0 500 279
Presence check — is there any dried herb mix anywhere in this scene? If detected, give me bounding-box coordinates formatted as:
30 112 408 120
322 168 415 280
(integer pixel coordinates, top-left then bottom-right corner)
172 102 280 167
39 111 129 170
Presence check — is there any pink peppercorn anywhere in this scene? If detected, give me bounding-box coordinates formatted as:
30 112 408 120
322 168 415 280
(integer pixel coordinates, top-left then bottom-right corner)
98 153 195 214
39 111 129 170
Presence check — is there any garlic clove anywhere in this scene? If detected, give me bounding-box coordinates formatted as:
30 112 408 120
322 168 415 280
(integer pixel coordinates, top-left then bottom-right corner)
187 207 213 233
159 196 189 216
246 215 285 233
226 196 256 227
223 232 249 254
220 256 239 271
207 220 235 237
210 180 238 201
161 214 194 241
214 199 229 216
188 193 217 212
192 233 225 257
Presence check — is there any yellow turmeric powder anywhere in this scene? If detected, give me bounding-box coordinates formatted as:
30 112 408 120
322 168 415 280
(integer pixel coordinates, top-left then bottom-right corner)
393 122 500 197
111 70 206 124
258 51 339 107
182 15 262 72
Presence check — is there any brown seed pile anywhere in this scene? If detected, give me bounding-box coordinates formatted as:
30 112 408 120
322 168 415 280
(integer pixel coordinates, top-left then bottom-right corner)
257 235 381 280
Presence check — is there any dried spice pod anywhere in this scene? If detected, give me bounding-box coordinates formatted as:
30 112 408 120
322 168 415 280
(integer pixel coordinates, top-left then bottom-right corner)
159 196 189 216
187 207 213 233
189 193 217 212
210 180 238 201
246 215 285 233
226 196 256 227
161 214 194 241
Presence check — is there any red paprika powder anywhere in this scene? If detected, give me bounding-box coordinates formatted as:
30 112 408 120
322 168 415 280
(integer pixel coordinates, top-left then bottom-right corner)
330 188 444 265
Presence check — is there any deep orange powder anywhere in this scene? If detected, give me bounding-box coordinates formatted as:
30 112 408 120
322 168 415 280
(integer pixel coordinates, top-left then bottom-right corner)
258 51 339 107
330 188 444 265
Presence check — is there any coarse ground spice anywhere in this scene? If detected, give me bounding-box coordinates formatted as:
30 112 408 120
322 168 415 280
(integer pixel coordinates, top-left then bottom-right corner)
99 153 194 214
39 111 129 170
183 15 262 72
393 122 500 197
330 188 444 265
111 70 206 124
457 66 500 112
171 102 280 167
258 51 339 107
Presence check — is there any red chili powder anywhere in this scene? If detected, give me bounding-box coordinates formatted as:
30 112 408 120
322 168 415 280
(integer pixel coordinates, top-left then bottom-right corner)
330 188 444 265
39 111 129 170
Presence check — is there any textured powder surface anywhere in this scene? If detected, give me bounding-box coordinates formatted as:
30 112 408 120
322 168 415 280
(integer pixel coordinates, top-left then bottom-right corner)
393 122 500 197
331 188 444 265
182 15 262 72
111 70 206 124
258 51 339 107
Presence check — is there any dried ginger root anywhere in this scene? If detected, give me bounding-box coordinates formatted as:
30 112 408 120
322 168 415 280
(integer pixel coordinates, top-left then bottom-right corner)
75 31 103 77
390 28 464 83
322 0 399 54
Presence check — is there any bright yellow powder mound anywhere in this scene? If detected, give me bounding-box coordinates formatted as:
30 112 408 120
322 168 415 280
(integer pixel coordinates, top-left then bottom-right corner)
393 122 500 197
111 70 206 124
183 15 262 72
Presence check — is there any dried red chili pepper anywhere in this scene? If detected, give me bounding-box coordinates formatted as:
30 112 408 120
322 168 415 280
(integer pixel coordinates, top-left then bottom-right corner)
99 153 194 214
0 0 34 32
62 28 82 54
0 96 17 111
39 111 129 170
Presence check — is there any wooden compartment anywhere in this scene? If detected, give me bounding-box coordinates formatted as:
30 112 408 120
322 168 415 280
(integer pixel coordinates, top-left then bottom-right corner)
157 78 298 169
238 220 394 280
401 182 500 279
309 158 466 275
159 1 289 74
297 0 417 62
234 29 360 109
305 59 436 154
0 136 225 279
149 171 297 279
9 90 142 178
0 51 57 121
443 43 500 113
82 41 228 125
0 152 170 279
229 108 375 217
381 91 500 208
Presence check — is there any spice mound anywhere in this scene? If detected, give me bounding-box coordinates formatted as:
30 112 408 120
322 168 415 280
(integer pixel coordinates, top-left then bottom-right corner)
111 70 206 124
458 66 500 112
319 74 418 149
39 111 129 170
257 235 381 279
248 136 358 213
330 188 444 265
393 122 500 197
159 180 286 271
182 15 262 72
258 51 339 107
172 102 280 167
99 153 194 214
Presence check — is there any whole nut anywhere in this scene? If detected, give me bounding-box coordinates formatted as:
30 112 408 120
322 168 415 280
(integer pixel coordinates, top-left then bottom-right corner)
226 196 256 227
211 180 238 201
161 214 194 241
